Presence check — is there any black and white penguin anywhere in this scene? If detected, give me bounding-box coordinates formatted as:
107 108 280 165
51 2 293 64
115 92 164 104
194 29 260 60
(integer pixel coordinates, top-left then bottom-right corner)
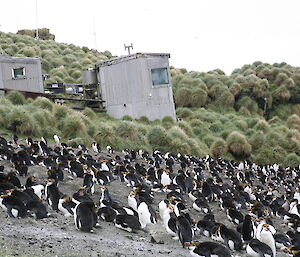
177 214 194 248
26 199 49 219
212 224 243 251
246 239 274 257
237 214 256 242
73 187 93 204
192 197 210 214
127 191 139 212
114 214 141 232
97 206 116 222
256 223 276 257
83 169 96 195
0 195 27 218
45 178 62 211
274 233 291 251
91 142 101 153
137 198 156 229
58 195 76 217
189 241 232 257
74 201 98 233
195 219 217 238
226 208 244 225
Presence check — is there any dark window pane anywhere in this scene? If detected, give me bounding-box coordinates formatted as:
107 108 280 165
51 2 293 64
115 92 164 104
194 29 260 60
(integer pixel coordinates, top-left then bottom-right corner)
13 67 25 79
151 68 169 86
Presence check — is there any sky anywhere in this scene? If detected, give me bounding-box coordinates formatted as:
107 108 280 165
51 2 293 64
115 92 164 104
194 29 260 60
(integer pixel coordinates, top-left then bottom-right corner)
1 0 300 74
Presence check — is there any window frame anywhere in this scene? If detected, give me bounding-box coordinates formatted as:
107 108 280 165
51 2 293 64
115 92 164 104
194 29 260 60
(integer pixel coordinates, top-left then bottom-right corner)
12 67 26 79
150 67 169 87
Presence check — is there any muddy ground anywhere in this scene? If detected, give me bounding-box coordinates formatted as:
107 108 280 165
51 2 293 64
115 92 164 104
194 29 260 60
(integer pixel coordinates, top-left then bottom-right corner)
0 150 288 257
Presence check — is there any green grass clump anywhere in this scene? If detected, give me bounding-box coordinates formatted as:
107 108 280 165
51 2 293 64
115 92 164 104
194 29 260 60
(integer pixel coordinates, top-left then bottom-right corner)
147 126 168 149
7 106 41 136
6 91 26 105
82 107 96 120
254 120 270 132
94 123 116 146
122 115 134 121
115 121 138 141
53 105 69 121
283 153 300 167
33 97 54 112
60 113 87 139
210 138 227 158
226 131 252 158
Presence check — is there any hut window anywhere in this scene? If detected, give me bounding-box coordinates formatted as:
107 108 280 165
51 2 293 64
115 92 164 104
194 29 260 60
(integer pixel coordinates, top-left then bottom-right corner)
12 67 25 79
151 68 169 86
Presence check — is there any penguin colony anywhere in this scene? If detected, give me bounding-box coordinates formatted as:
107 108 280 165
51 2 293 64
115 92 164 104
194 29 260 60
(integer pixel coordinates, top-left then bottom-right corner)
0 135 299 256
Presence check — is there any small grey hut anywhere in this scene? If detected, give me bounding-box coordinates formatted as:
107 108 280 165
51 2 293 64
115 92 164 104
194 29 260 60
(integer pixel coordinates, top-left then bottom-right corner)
84 53 176 120
0 55 43 97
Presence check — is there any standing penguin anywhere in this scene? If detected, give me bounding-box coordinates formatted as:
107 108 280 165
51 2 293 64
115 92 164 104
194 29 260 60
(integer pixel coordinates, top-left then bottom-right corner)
83 169 96 195
137 198 156 229
74 201 98 233
177 214 194 248
256 223 276 257
238 214 256 242
45 178 62 211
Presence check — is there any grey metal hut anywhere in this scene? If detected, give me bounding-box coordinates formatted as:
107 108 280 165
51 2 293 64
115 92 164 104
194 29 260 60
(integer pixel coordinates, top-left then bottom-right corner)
85 53 176 120
0 55 44 97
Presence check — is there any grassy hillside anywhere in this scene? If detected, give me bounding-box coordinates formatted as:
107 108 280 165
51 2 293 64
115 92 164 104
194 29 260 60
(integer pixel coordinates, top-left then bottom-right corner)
0 30 111 83
0 31 299 166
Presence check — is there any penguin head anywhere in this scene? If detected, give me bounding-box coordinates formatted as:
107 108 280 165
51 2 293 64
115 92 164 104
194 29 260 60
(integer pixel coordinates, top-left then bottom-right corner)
63 194 72 202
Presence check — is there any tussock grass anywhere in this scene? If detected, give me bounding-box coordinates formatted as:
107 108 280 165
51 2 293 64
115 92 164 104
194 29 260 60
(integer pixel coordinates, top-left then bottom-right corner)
6 91 26 105
226 131 252 158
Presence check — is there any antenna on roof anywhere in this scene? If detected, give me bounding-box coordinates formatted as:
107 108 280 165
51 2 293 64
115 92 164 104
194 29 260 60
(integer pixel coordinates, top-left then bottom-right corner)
35 0 39 41
93 17 98 50
124 43 133 55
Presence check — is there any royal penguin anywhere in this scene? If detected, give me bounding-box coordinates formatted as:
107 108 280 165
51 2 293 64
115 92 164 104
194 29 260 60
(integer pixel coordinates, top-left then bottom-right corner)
160 204 177 238
97 206 116 222
114 214 141 232
0 195 27 218
45 178 62 211
195 219 217 238
53 135 61 146
192 197 210 214
256 223 276 257
189 241 232 257
273 233 291 251
73 187 93 204
83 169 96 195
127 190 139 212
246 239 274 257
212 224 243 251
91 142 101 153
159 199 170 220
137 198 156 229
237 214 256 242
74 201 98 233
26 199 49 219
176 214 194 248
226 208 244 225
58 194 76 217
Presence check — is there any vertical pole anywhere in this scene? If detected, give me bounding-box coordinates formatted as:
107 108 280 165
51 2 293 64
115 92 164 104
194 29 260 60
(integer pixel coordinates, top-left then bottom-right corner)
93 17 98 50
35 0 39 40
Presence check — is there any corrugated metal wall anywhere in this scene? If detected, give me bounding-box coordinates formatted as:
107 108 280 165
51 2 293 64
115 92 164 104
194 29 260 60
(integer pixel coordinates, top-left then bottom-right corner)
97 55 176 120
0 56 43 93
